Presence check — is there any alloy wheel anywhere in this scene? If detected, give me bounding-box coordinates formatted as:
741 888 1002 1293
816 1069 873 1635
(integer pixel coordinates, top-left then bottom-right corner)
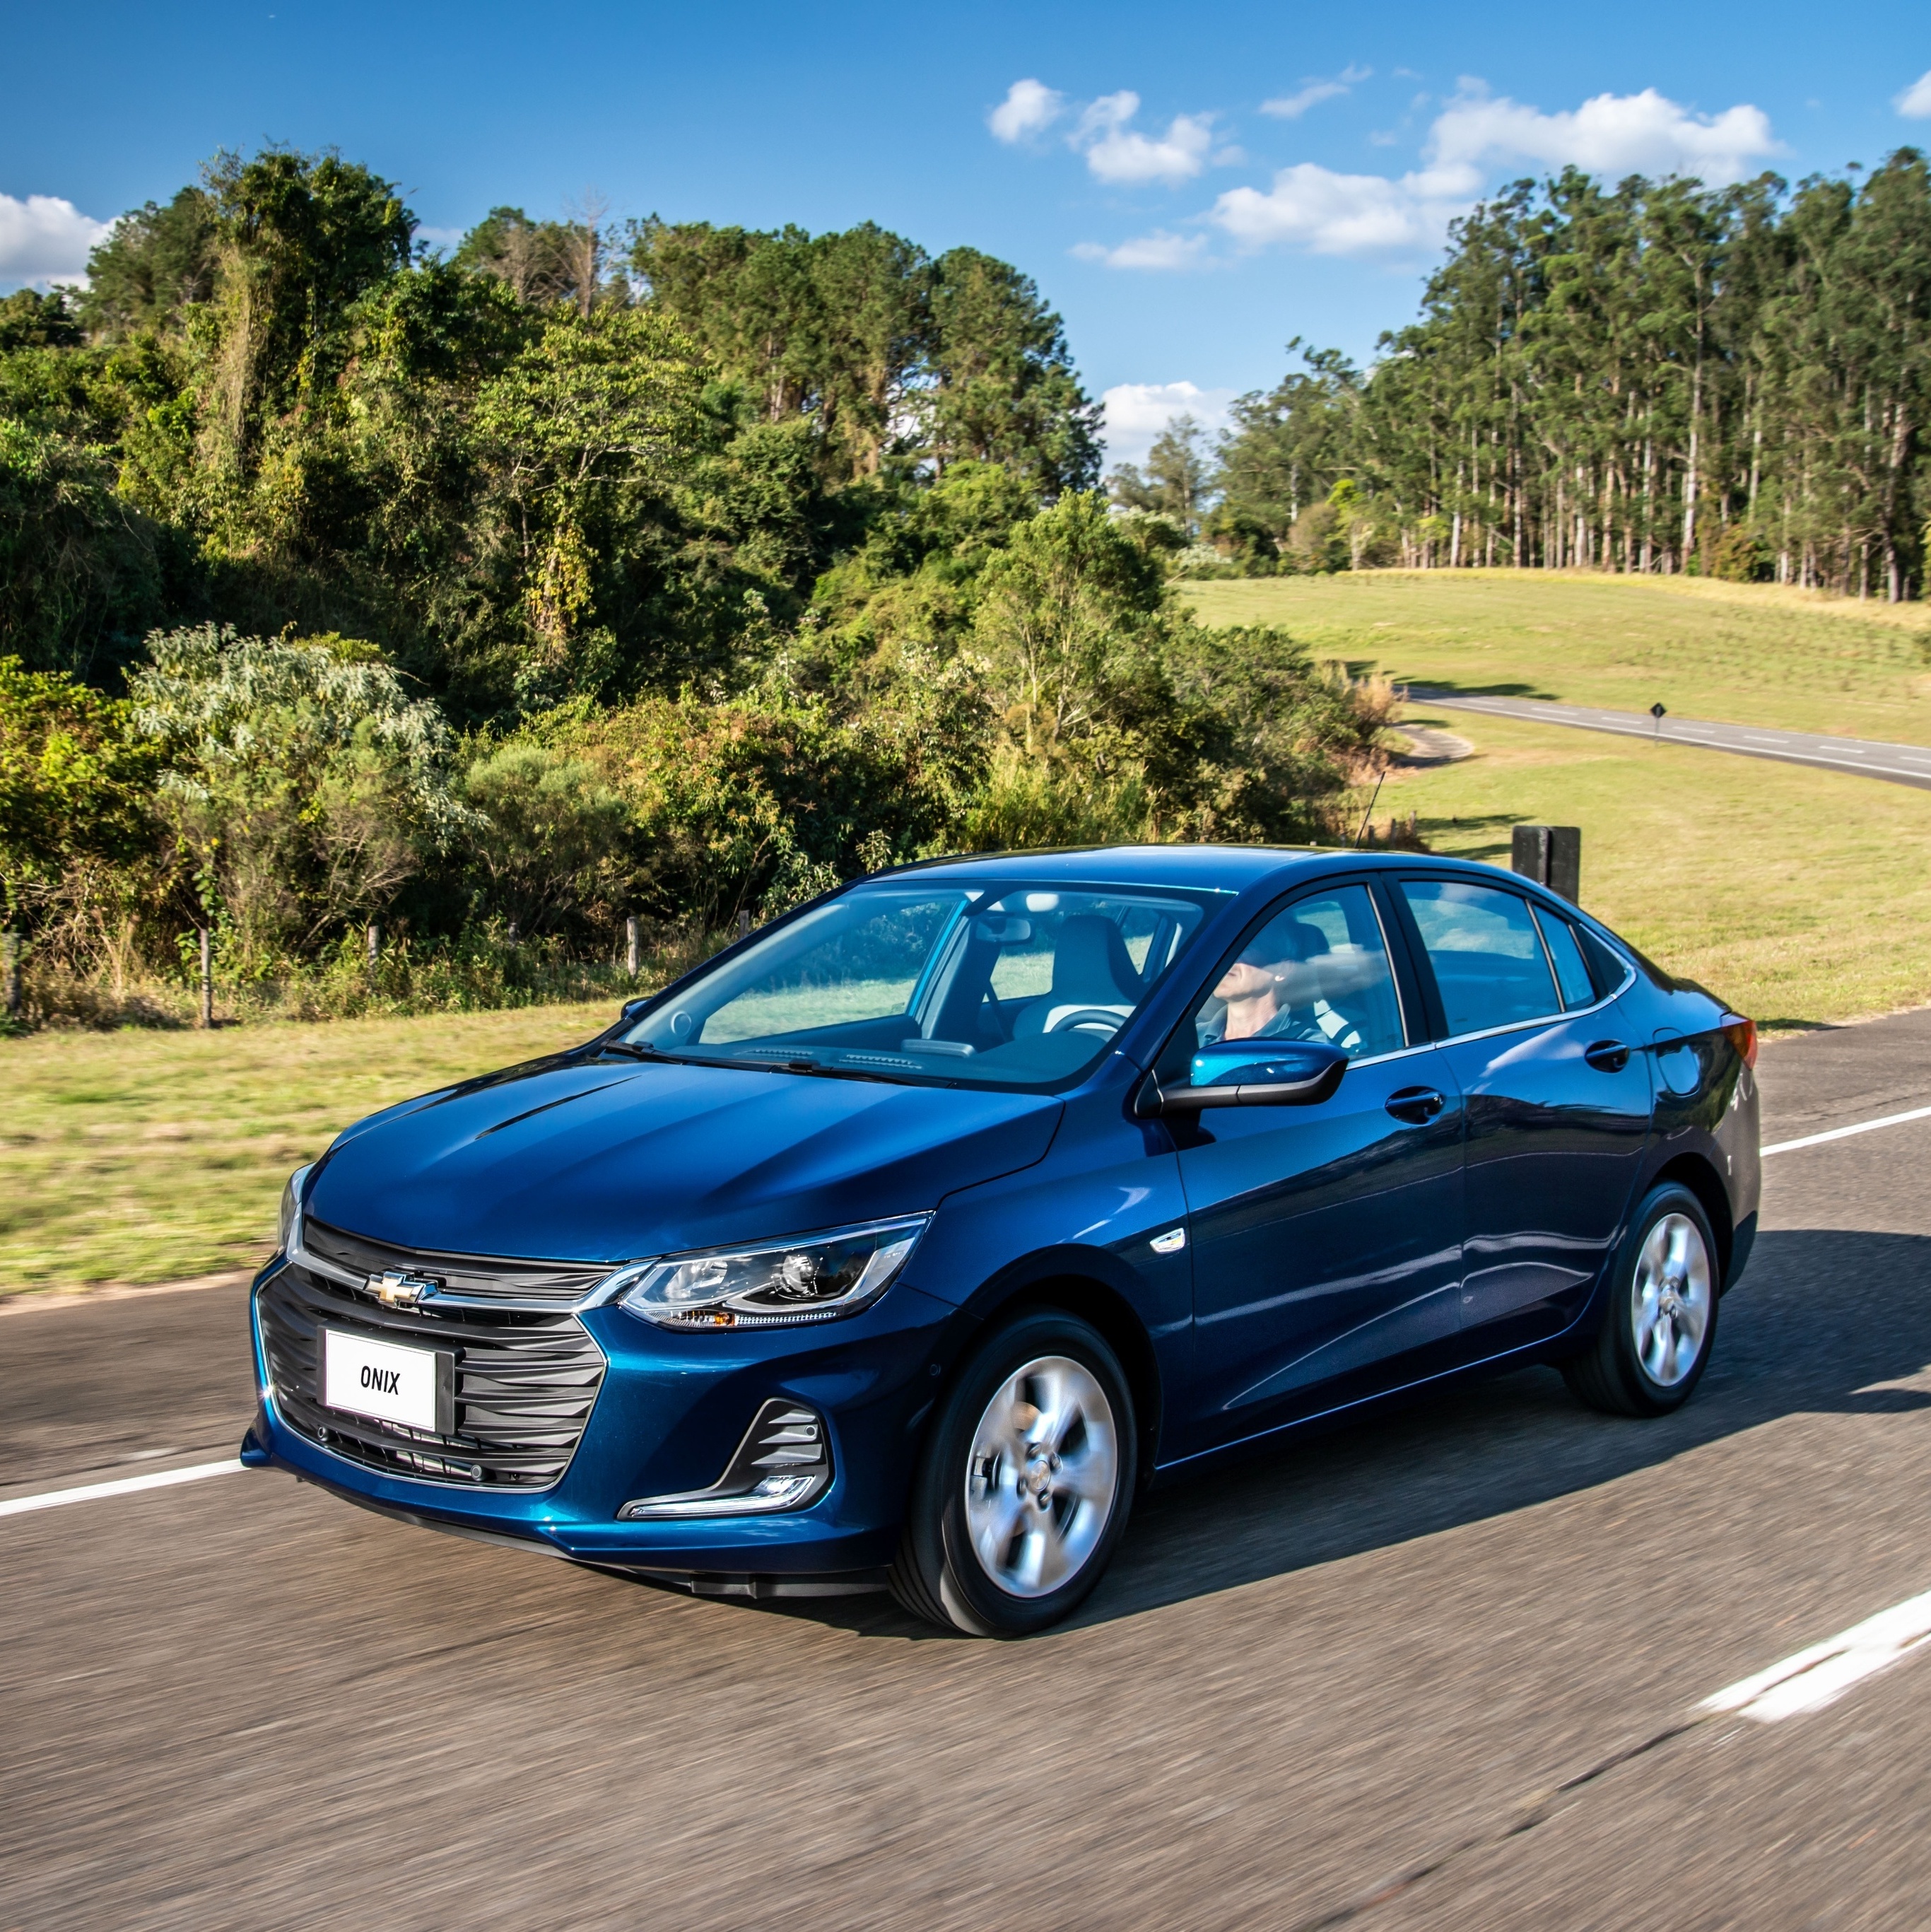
962 1354 1120 1599
1631 1211 1713 1388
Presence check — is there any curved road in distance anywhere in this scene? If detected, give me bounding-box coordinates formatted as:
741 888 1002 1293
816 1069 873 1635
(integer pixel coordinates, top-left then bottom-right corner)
1411 690 1931 791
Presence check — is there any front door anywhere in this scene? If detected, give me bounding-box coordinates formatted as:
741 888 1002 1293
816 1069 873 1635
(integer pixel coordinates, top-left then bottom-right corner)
1393 877 1653 1354
1170 882 1467 1452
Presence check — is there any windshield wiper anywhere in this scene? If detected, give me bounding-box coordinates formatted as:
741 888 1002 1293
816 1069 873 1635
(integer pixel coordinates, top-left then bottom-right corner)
758 1058 898 1085
592 1040 678 1062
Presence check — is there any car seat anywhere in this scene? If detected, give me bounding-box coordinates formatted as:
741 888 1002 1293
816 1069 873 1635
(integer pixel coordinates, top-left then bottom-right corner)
1012 916 1142 1036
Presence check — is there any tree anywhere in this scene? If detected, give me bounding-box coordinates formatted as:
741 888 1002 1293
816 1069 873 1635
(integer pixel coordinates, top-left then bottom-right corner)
127 626 474 968
471 306 706 688
195 148 416 472
1213 344 1360 554
76 189 218 339
1109 413 1214 536
925 247 1100 493
453 205 607 313
0 657 155 928
630 218 1098 491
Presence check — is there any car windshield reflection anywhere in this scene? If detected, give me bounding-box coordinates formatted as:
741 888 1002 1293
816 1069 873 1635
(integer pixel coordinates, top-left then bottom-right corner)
621 882 1222 1090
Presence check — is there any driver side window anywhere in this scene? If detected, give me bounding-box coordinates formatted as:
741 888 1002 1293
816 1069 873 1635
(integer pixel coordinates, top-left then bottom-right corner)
1192 884 1407 1060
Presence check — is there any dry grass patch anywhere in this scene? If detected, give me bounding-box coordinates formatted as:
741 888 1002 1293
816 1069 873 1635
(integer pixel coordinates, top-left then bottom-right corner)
0 1001 621 1295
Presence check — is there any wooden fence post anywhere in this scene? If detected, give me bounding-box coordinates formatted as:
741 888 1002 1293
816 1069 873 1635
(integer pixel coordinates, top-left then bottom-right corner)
199 926 214 1029
1511 824 1582 903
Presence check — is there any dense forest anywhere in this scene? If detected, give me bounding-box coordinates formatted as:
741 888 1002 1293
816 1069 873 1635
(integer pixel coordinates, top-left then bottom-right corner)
1117 151 1931 599
0 148 1390 1024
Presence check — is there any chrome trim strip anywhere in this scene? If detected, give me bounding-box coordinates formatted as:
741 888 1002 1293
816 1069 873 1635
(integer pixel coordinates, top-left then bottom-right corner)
287 1220 619 1315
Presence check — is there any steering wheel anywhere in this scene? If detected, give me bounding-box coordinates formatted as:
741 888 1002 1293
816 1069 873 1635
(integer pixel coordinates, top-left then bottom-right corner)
1046 1007 1125 1037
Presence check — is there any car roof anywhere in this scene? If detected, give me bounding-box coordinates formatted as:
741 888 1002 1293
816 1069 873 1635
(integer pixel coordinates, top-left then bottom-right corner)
879 843 1547 893
884 843 1331 892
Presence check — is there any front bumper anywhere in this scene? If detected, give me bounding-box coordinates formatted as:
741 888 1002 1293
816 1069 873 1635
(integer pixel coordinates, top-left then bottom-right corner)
247 1256 961 1578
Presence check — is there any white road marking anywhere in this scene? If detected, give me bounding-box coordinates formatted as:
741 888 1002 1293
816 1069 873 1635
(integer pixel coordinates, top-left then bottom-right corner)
0 1458 244 1519
1761 1105 1931 1158
1702 1587 1931 1722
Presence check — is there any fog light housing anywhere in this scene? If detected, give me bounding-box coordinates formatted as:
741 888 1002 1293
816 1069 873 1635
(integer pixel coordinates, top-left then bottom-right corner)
618 1400 831 1520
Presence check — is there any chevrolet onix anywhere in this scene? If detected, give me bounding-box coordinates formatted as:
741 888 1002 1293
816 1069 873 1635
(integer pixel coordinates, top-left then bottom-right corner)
247 845 1761 1635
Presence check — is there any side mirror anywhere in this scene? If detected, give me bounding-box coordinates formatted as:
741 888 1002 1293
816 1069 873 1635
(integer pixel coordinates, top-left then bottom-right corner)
1139 1040 1349 1116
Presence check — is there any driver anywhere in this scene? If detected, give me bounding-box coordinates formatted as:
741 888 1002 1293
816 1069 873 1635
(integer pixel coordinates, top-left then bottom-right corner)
1202 926 1384 1049
1207 941 1297 1042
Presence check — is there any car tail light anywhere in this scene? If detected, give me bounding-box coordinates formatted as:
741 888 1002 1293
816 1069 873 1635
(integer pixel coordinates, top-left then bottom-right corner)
1722 1016 1758 1069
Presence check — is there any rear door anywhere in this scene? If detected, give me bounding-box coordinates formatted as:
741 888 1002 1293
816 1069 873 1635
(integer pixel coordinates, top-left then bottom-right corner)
1168 879 1467 1452
1391 877 1653 1354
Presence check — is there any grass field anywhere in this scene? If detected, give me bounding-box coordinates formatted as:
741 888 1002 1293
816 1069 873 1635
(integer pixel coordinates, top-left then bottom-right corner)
1184 570 1931 744
0 1002 618 1296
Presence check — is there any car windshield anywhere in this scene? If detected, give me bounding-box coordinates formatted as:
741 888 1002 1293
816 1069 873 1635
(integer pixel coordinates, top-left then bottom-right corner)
621 880 1221 1089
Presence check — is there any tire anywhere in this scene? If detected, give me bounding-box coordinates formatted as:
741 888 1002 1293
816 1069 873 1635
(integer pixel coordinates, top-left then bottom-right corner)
890 1310 1137 1637
1563 1183 1720 1418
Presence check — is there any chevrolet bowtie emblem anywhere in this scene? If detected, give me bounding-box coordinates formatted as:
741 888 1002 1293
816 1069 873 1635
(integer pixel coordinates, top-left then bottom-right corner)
371 1270 440 1307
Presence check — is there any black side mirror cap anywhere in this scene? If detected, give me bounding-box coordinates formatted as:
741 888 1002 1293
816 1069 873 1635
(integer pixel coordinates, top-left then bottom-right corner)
1136 1043 1349 1116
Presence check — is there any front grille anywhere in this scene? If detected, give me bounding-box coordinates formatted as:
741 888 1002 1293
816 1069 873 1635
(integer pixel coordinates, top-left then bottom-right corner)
258 1261 606 1489
301 1217 608 1306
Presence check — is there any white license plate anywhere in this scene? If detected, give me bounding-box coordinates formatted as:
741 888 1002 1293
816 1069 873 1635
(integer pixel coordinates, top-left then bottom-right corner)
322 1328 446 1432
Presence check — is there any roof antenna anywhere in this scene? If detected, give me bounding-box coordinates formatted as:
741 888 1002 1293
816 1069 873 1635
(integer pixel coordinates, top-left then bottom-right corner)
1352 771 1386 848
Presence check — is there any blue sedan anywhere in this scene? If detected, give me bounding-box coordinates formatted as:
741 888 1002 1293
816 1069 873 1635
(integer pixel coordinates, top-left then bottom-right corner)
247 845 1761 1634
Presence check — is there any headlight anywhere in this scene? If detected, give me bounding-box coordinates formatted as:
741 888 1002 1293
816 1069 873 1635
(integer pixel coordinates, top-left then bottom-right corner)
613 1215 929 1330
278 1165 312 1257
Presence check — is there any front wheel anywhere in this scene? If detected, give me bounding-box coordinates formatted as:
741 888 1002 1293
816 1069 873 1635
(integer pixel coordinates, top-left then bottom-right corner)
891 1311 1137 1637
1563 1183 1720 1417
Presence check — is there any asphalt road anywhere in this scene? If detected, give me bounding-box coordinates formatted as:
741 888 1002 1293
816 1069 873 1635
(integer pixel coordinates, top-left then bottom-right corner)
1413 690 1931 792
6 1012 1931 1929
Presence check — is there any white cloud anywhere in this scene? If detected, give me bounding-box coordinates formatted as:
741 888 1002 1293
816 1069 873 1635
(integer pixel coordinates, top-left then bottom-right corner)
0 192 110 289
990 78 1066 144
1073 229 1209 271
1074 92 1215 185
1211 162 1459 255
1206 83 1783 261
1262 66 1371 119
1100 380 1236 470
1897 70 1931 118
1431 84 1783 187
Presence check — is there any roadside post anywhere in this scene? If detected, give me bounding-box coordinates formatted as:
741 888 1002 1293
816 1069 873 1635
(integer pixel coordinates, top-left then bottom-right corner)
626 915 642 977
3 927 18 1019
198 926 214 1029
1512 824 1581 903
1650 701 1667 741
365 922 382 973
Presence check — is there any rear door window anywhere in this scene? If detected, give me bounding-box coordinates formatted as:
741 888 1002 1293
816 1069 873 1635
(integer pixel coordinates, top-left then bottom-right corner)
1399 879 1561 1036
1534 907 1597 1011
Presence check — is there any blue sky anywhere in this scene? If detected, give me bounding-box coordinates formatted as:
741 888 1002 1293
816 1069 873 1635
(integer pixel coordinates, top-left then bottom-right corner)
4 0 1928 464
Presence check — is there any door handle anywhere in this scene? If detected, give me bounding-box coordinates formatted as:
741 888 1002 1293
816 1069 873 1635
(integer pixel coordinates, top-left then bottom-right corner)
1385 1087 1446 1124
1584 1040 1631 1072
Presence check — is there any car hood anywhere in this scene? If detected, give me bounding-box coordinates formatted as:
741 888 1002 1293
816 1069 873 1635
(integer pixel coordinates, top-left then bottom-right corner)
307 1055 1064 1264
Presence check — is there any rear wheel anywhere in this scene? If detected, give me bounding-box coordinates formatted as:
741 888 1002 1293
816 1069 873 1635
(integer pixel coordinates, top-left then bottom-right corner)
1563 1183 1720 1417
891 1311 1137 1637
